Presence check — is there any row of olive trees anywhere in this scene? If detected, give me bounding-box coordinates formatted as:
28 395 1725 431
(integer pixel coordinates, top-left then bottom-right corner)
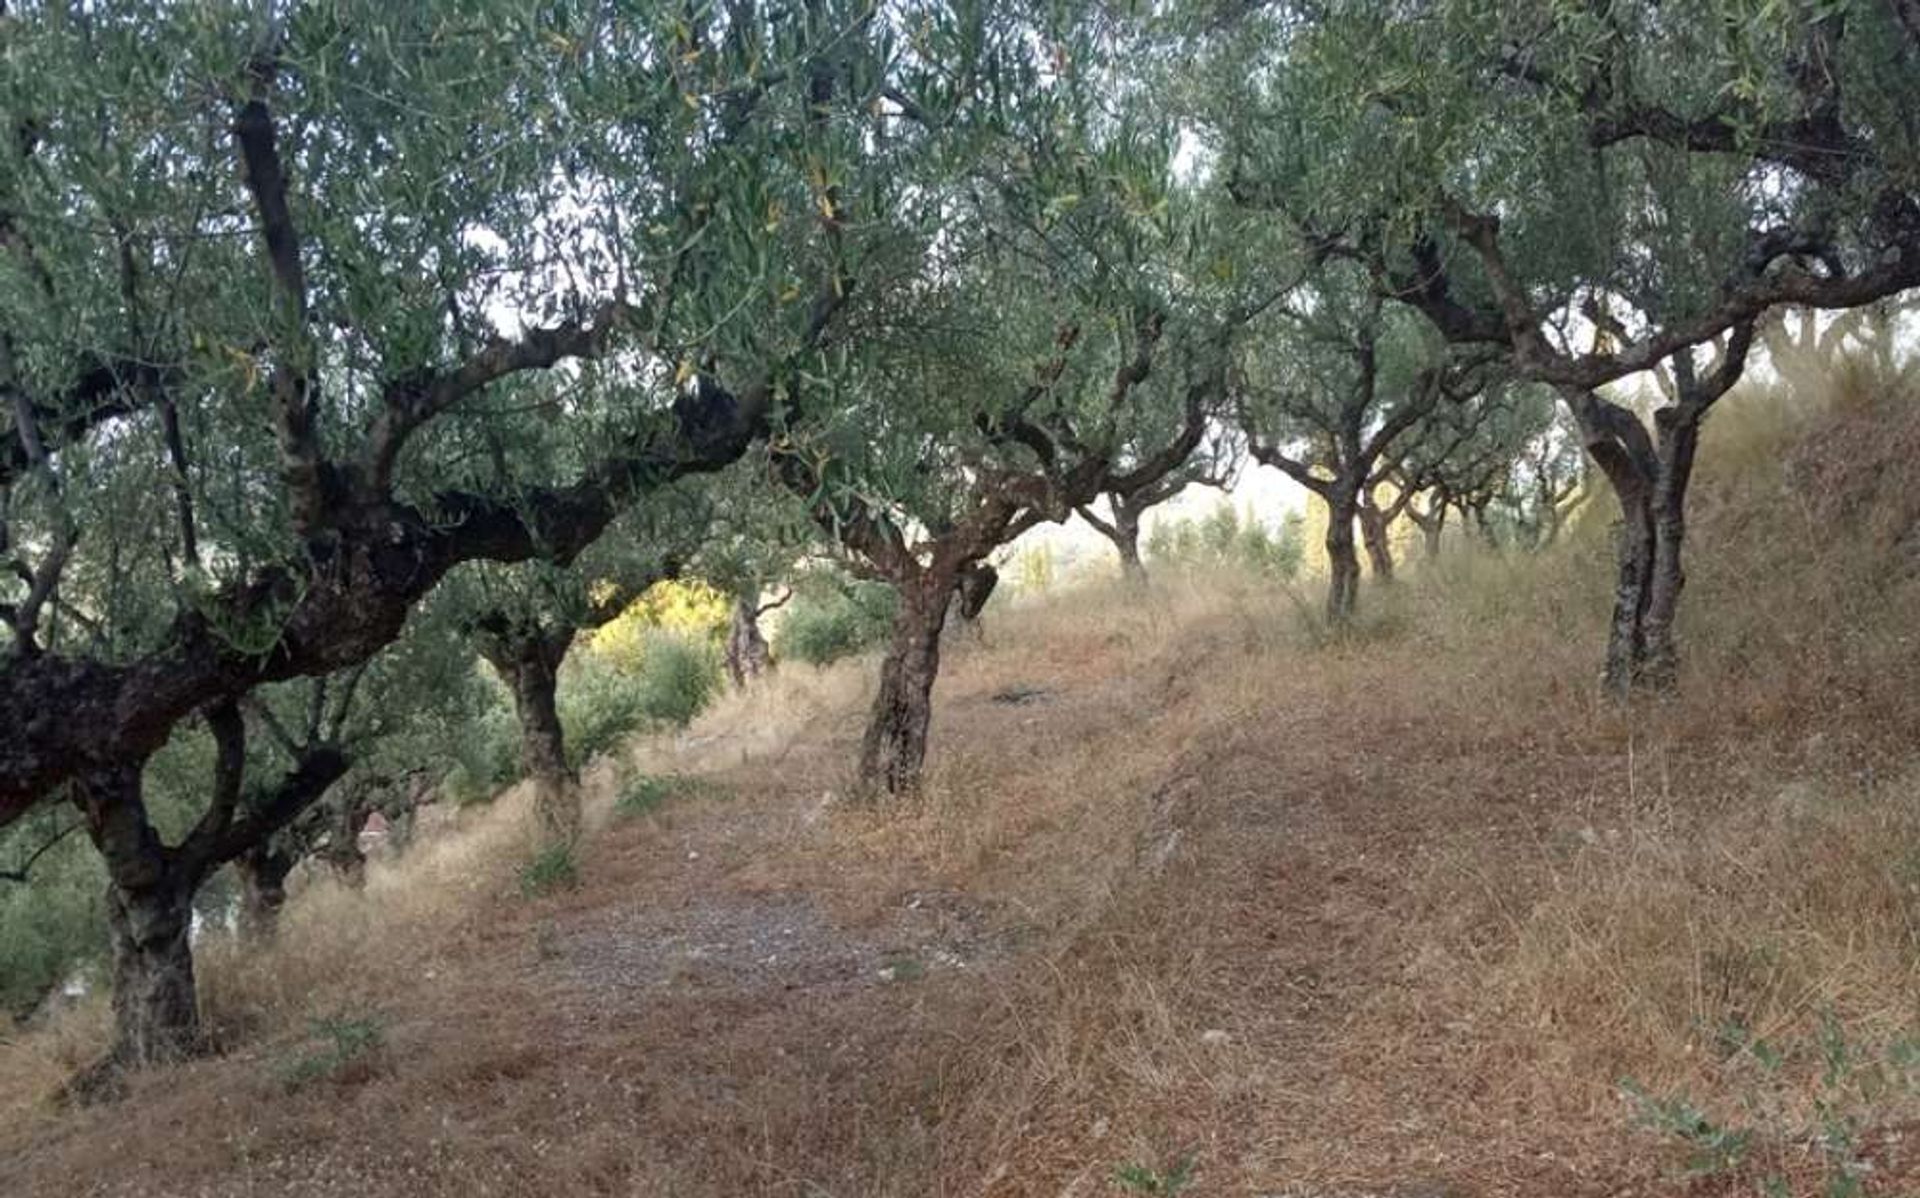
0 0 1175 1073
2 0 1916 1085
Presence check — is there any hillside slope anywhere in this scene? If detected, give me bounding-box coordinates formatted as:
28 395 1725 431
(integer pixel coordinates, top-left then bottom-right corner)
5 377 1920 1197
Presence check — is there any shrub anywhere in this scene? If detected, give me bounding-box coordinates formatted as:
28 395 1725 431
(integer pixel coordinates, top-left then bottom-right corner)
0 816 107 1020
560 652 650 770
517 843 580 898
774 578 896 666
632 630 721 726
613 769 730 820
1146 500 1304 579
612 773 674 819
278 1013 386 1089
441 700 521 805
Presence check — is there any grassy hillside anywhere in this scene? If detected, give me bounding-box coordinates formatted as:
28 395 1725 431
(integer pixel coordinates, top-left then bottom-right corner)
4 361 1919 1196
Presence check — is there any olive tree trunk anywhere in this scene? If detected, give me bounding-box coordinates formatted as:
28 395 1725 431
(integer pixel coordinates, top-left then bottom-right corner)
481 629 580 848
1358 494 1395 582
1104 503 1148 588
724 593 773 687
858 570 956 796
1323 485 1362 625
78 765 201 1069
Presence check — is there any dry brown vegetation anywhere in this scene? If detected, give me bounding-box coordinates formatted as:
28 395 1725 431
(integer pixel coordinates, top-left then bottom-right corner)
4 365 1919 1197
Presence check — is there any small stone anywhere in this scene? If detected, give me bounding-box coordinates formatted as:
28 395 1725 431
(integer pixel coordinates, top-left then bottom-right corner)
687 850 700 860
1200 1029 1231 1046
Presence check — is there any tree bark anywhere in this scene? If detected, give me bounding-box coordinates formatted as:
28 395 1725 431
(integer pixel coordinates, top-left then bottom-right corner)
104 873 197 1067
724 594 772 688
858 571 954 796
1602 476 1657 696
1324 487 1362 625
1080 495 1149 588
1639 413 1701 689
480 628 579 848
1106 502 1148 588
1357 493 1395 582
74 765 201 1068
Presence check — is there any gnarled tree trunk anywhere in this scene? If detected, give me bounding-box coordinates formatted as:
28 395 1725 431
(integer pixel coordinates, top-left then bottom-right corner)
1324 486 1362 625
1639 414 1701 690
1357 492 1395 582
1564 320 1747 697
1105 502 1148 588
858 570 955 796
724 594 773 688
76 765 201 1069
481 627 580 848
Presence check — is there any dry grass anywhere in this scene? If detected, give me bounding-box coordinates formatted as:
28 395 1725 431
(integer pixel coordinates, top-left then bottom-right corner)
5 356 1920 1197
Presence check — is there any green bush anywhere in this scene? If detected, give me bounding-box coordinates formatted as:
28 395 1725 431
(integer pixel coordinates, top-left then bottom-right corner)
612 770 730 820
0 816 107 1020
1147 500 1305 579
774 579 896 666
560 652 651 770
278 1013 387 1089
517 842 580 898
632 630 721 727
442 700 521 805
613 773 674 819
560 630 722 770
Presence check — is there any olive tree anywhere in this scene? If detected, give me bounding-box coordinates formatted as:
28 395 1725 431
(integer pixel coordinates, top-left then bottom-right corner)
1236 265 1491 621
1195 0 1920 690
0 0 982 1067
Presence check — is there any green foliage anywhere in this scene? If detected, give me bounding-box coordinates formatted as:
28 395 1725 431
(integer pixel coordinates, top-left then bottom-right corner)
0 815 106 1020
1621 1011 1920 1195
1147 501 1305 578
773 576 897 666
559 653 652 772
277 1014 386 1090
612 774 674 820
560 630 724 769
517 843 580 899
590 579 731 669
441 696 522 806
630 631 722 728
612 764 730 821
1112 1154 1196 1195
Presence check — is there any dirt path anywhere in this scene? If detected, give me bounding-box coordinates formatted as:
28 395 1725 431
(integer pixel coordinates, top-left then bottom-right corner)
13 600 1914 1197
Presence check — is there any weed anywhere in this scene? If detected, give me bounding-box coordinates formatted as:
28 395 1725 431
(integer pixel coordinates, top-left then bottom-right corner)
277 1014 385 1089
613 771 729 820
1623 1012 1920 1195
517 843 580 898
1113 1153 1196 1195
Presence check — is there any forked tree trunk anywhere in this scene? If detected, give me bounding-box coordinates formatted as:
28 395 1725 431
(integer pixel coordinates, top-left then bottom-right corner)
1081 494 1150 589
1357 495 1395 582
1409 500 1447 561
1323 487 1362 625
724 594 773 687
858 570 955 796
1568 374 1724 697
